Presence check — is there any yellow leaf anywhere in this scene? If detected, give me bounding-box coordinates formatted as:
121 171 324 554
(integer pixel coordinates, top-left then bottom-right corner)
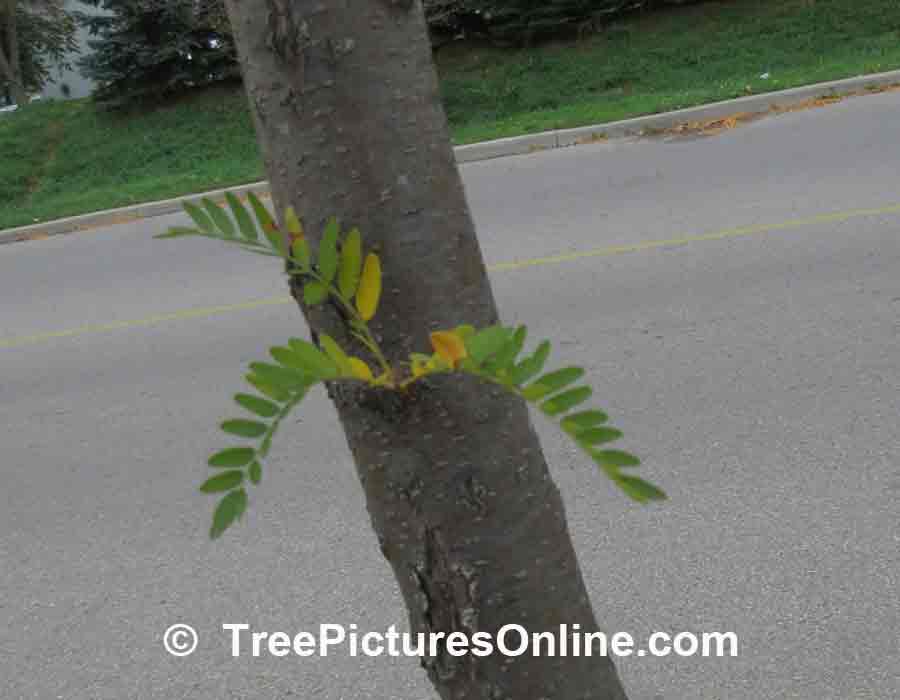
356 253 382 322
284 206 304 237
338 228 362 299
319 334 353 375
348 357 374 382
430 331 468 368
373 371 393 387
410 353 431 378
292 237 311 268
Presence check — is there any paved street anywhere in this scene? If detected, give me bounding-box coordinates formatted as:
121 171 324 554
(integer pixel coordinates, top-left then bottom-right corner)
2 90 899 700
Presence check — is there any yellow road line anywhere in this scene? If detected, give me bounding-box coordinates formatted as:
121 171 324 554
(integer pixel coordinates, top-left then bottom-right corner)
490 202 900 271
3 201 900 350
0 297 291 349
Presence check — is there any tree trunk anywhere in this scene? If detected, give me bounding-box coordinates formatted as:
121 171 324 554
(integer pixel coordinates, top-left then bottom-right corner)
223 1 629 698
1 0 26 105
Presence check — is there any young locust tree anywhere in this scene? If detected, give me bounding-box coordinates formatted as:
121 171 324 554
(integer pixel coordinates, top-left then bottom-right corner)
160 1 665 698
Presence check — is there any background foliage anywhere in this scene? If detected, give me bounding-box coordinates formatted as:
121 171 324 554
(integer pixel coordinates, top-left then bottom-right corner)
76 0 237 107
6 0 900 229
75 0 709 105
425 0 705 45
1 0 78 98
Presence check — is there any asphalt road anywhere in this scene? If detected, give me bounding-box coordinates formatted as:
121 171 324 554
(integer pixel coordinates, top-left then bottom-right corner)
2 90 899 700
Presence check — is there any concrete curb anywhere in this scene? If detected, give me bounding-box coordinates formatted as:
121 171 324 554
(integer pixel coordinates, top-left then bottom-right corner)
2 181 271 245
453 68 900 162
5 68 900 245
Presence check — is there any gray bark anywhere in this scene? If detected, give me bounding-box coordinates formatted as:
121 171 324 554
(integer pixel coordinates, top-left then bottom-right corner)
223 0 629 697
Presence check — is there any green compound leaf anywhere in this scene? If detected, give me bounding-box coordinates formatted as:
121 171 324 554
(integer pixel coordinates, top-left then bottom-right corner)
251 360 311 389
267 348 305 370
208 447 256 468
155 213 669 539
318 218 340 284
485 325 527 374
614 475 666 503
319 334 354 376
155 226 201 239
575 427 623 447
203 197 236 239
509 340 551 386
560 410 609 435
211 488 248 539
200 470 244 493
541 386 592 417
246 373 291 402
338 228 362 299
235 243 279 258
247 191 274 230
287 338 339 378
221 419 267 438
291 236 311 270
247 192 284 256
443 324 664 505
521 367 585 401
234 393 280 418
303 281 328 306
226 192 258 242
270 230 289 258
466 326 512 365
266 226 286 258
593 449 641 468
183 201 215 234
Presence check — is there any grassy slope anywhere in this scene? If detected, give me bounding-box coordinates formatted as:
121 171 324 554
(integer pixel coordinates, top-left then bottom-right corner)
1 86 260 229
4 0 900 230
439 0 900 142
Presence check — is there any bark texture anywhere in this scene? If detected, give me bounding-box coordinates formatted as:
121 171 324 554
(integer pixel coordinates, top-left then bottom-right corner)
223 1 629 698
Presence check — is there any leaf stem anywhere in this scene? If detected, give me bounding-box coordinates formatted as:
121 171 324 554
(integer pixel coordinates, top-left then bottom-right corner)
258 385 311 458
289 263 391 375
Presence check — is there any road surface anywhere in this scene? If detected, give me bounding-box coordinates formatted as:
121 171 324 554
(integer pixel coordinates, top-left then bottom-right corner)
2 90 899 700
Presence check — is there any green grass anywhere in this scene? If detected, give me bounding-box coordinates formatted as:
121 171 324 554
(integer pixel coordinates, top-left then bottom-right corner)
1 85 261 230
438 0 900 143
4 0 900 230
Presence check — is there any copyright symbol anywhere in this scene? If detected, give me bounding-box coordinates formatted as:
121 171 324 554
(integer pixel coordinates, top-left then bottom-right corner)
164 624 198 657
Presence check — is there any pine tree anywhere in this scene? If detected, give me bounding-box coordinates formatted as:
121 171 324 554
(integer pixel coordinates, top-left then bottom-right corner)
76 0 237 107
